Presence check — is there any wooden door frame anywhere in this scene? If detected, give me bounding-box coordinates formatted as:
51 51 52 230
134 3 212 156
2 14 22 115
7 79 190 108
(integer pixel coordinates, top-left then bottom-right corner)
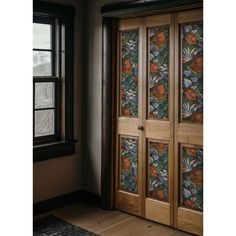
101 0 203 210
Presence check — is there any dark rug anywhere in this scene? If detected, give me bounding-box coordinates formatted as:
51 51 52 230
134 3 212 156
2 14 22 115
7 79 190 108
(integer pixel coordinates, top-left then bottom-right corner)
33 215 100 236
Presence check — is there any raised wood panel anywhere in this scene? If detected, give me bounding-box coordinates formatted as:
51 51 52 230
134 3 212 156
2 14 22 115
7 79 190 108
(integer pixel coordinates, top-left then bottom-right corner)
177 124 203 145
117 117 139 136
146 13 171 27
177 207 203 235
118 17 142 30
145 198 170 225
177 9 203 23
174 8 203 236
146 120 171 140
116 190 141 216
115 17 144 218
115 8 203 236
144 12 174 228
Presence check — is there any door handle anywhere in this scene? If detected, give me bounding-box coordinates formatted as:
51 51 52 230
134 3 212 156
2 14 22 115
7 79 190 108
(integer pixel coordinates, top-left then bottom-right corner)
137 125 144 131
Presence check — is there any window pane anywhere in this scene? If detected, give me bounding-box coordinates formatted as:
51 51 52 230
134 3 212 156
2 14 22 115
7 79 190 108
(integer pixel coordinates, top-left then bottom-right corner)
35 82 55 109
35 109 54 137
33 51 52 76
33 23 51 49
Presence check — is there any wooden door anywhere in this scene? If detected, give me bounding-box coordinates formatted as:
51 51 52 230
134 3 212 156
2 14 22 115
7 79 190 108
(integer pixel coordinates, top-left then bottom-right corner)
144 13 174 226
115 8 203 236
115 17 144 217
174 9 203 236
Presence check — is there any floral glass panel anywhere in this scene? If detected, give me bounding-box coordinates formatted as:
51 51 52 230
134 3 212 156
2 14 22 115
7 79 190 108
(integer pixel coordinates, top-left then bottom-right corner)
148 142 168 201
120 31 138 117
149 26 169 119
181 22 203 123
120 136 138 193
181 146 203 211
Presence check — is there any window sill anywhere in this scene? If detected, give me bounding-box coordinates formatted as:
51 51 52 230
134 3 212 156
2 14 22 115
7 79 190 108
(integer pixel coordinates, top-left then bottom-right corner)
33 141 76 163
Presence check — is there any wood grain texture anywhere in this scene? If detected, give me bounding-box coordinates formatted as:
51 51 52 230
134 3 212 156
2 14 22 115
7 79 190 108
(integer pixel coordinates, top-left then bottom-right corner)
177 124 203 146
38 202 194 236
116 190 140 216
145 198 170 225
117 117 139 136
144 12 175 228
118 17 141 30
114 7 203 236
115 17 143 217
146 13 171 27
145 120 171 140
177 9 203 23
173 9 203 236
177 207 203 236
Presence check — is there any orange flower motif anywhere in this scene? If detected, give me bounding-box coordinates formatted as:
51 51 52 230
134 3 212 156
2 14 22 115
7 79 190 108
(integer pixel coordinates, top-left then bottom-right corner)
184 88 197 101
156 143 165 151
122 107 131 116
190 56 203 73
185 32 197 45
185 147 196 156
151 83 165 99
149 189 165 200
190 169 203 185
122 58 132 73
123 157 131 171
156 190 165 200
150 62 158 73
184 199 195 208
191 112 203 123
153 32 166 46
149 112 155 118
150 164 157 176
121 89 125 98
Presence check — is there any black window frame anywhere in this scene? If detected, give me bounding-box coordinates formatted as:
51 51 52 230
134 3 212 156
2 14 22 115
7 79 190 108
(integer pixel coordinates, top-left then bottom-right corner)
33 16 60 144
33 1 75 162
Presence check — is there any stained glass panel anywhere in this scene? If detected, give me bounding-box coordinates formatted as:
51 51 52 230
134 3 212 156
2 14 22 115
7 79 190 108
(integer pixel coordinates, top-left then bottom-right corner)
120 31 138 117
181 22 203 123
149 26 169 119
181 146 203 211
148 141 168 201
120 136 138 193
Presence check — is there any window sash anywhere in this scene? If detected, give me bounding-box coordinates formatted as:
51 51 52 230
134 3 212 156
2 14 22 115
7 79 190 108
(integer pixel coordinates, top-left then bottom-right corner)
33 15 62 145
33 78 61 144
33 1 75 161
33 17 57 77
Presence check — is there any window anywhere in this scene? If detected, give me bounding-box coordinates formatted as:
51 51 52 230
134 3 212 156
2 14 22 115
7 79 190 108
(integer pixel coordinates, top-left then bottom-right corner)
33 17 59 143
33 2 75 162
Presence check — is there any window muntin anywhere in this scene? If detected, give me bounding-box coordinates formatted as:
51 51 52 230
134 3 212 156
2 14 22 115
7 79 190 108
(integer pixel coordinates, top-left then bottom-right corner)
33 17 60 144
33 2 75 162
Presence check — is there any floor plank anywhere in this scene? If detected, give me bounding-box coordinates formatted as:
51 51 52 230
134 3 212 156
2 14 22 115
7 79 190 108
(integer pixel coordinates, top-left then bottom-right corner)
36 203 194 236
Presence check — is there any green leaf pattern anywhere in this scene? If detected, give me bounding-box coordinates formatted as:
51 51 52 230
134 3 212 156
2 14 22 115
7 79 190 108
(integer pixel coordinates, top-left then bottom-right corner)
182 146 203 211
120 31 138 117
120 137 138 193
182 22 203 123
149 142 168 201
149 26 169 119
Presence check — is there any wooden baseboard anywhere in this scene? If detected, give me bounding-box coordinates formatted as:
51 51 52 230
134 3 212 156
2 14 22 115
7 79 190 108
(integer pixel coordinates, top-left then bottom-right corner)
33 190 101 216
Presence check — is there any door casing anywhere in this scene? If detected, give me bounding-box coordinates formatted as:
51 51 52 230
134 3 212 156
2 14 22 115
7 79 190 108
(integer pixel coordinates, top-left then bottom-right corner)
101 1 203 234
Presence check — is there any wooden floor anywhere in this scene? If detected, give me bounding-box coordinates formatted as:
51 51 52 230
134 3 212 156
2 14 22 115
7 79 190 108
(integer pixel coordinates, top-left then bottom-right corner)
36 202 194 236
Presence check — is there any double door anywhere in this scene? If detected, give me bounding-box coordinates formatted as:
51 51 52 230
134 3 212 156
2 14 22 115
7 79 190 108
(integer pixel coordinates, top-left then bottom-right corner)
115 9 203 236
